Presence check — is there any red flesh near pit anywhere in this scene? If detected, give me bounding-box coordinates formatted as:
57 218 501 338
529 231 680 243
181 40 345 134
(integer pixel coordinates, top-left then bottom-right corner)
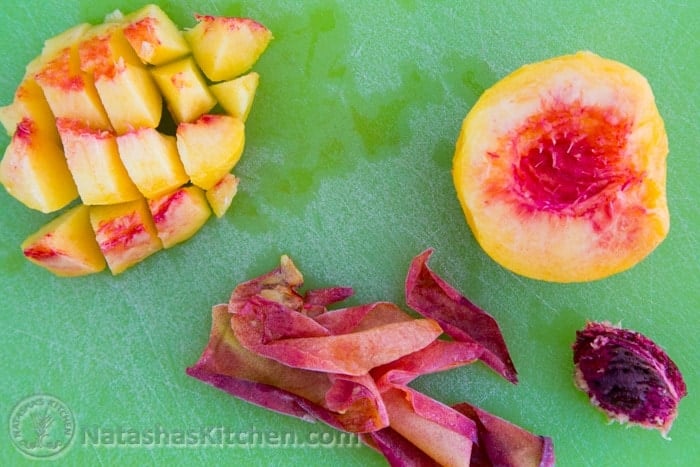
510 100 637 214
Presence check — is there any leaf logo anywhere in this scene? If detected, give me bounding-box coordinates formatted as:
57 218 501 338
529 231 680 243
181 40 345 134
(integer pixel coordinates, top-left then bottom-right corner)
9 395 75 459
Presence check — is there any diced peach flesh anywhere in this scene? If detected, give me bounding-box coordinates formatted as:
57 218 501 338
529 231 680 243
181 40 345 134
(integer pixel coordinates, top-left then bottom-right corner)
90 198 162 274
21 204 106 277
176 114 245 190
0 117 78 213
34 45 111 129
206 173 239 218
151 57 216 123
94 64 163 134
116 127 188 198
0 78 58 138
209 72 259 121
78 22 142 79
148 185 211 248
184 15 272 81
123 4 190 65
57 118 141 205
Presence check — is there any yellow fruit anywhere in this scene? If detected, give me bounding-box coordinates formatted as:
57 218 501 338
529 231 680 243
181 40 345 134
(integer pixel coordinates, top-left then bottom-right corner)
453 51 669 282
206 173 239 218
78 22 142 75
150 57 217 123
184 15 272 82
41 23 92 61
33 31 111 130
116 127 189 199
176 114 245 190
57 118 141 205
95 64 163 134
21 204 106 277
122 4 190 65
90 198 162 274
148 185 211 248
209 72 259 121
1 5 272 276
0 117 78 213
0 78 57 138
79 22 162 133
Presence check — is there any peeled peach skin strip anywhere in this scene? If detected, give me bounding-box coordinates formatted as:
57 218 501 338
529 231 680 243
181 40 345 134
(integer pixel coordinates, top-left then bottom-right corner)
453 402 555 467
405 249 518 383
372 340 483 389
380 388 476 467
231 297 443 376
361 427 439 467
185 304 389 432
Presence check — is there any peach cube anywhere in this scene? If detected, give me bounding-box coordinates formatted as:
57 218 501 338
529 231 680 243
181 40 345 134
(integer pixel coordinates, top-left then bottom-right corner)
57 118 141 205
209 72 259 121
151 57 216 122
41 23 92 60
78 22 162 133
90 198 162 274
78 22 142 78
0 117 78 213
33 39 111 130
184 15 272 81
116 127 189 198
95 64 163 134
206 173 239 218
176 114 245 190
0 77 58 139
21 204 106 277
123 4 190 65
148 185 211 248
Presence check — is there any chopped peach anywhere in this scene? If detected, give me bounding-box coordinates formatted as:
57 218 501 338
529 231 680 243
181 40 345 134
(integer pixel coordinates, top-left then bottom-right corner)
453 51 669 282
78 22 142 77
33 32 111 130
148 185 211 248
209 72 259 121
150 57 216 123
21 204 106 277
90 198 162 274
184 15 272 82
116 127 189 199
176 114 245 190
41 23 92 60
78 22 162 133
122 4 190 65
0 117 78 213
205 173 239 218
57 118 141 205
94 64 163 134
0 77 58 139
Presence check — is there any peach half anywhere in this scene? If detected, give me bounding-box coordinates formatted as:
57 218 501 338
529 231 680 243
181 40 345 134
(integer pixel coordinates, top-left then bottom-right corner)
453 51 669 282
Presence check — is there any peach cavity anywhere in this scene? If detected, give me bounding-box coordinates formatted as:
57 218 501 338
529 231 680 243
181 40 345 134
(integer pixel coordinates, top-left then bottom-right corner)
452 51 669 282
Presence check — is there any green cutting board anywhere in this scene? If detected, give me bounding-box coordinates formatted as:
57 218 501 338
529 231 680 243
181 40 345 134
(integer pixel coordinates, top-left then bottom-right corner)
1 1 698 465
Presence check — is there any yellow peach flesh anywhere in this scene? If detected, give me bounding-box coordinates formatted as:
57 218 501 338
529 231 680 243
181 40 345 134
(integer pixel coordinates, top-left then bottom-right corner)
453 51 668 282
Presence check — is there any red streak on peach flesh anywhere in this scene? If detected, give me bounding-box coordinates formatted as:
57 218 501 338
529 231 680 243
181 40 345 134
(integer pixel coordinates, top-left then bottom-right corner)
24 243 59 260
97 212 146 252
504 100 639 217
197 114 217 125
124 17 161 46
194 14 266 32
151 189 185 223
56 118 113 139
15 118 34 142
81 35 117 80
35 49 85 91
